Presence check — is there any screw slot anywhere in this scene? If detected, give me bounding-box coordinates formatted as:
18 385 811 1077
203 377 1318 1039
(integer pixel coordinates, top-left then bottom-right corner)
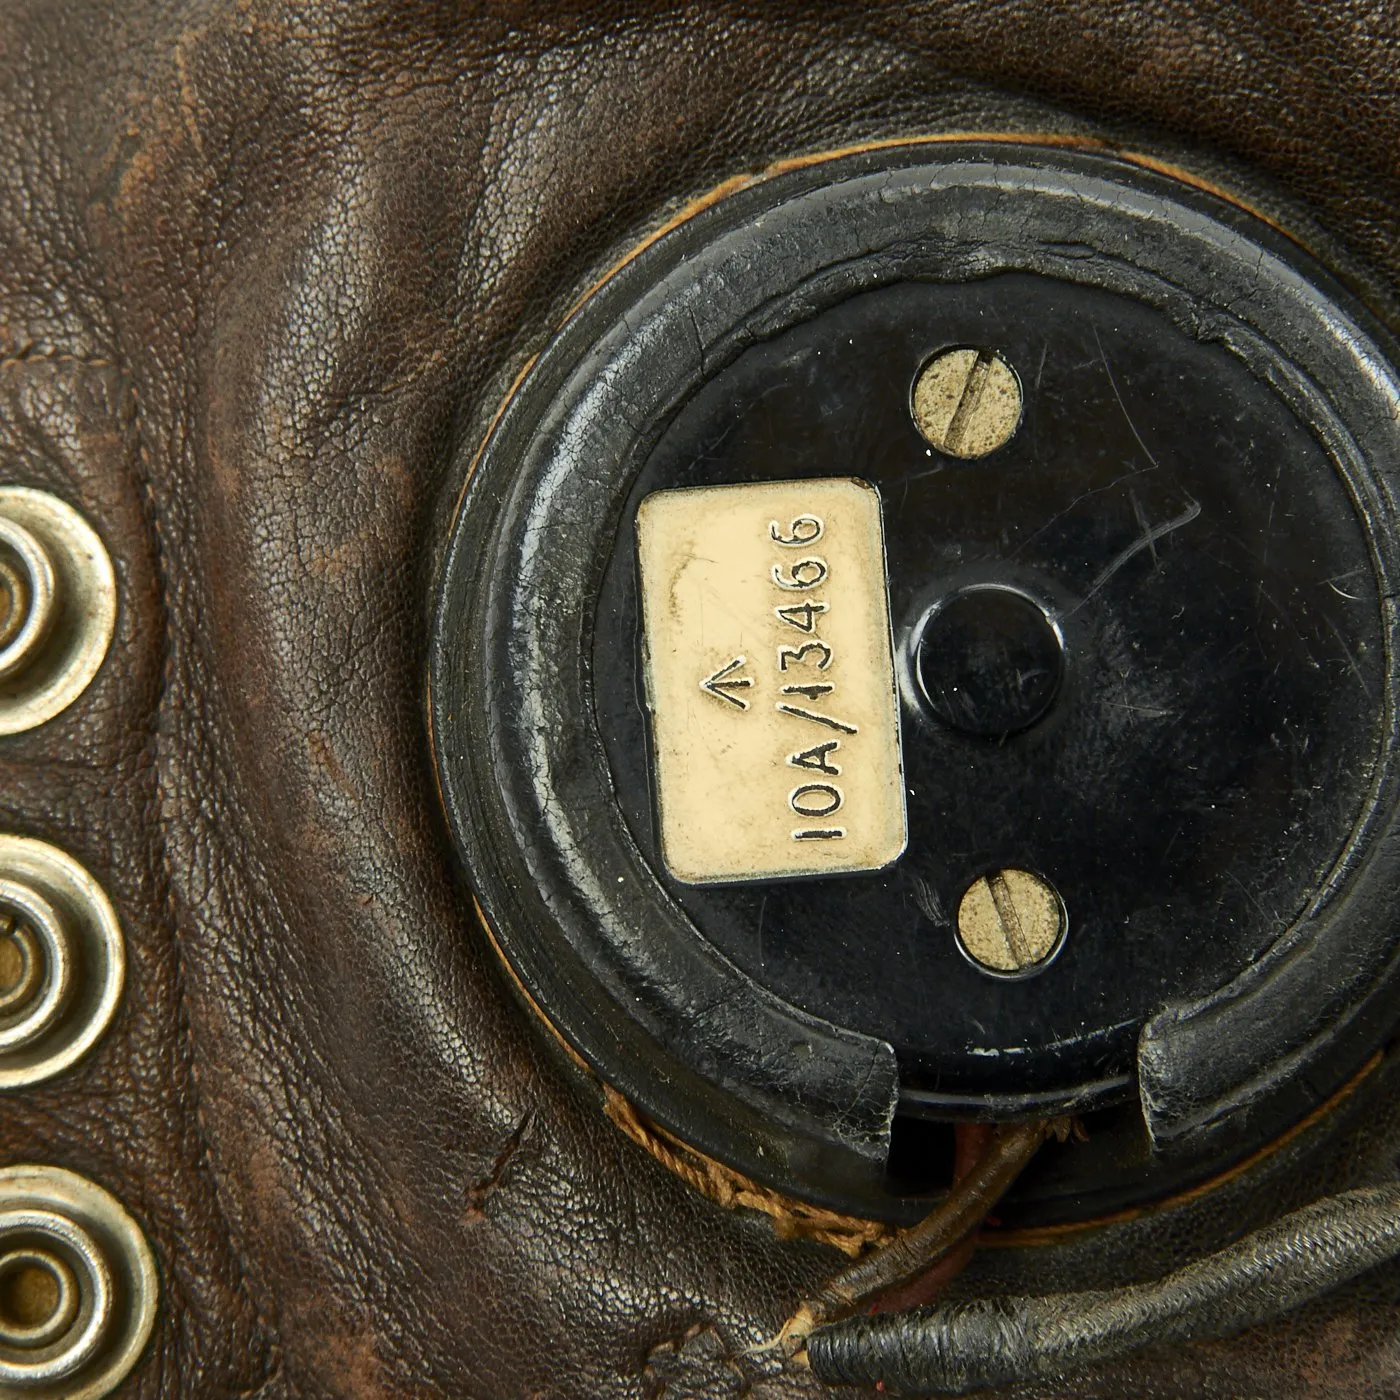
912 347 1023 459
956 868 1066 977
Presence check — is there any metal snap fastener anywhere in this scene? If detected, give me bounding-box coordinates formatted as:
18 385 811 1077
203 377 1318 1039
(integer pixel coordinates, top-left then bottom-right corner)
0 1208 113 1386
0 1244 83 1351
0 879 72 1054
0 913 45 1019
0 1167 157 1400
0 837 124 1089
0 488 116 736
0 515 57 683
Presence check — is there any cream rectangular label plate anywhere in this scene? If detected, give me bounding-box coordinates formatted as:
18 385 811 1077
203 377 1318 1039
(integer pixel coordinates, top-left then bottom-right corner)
636 477 906 884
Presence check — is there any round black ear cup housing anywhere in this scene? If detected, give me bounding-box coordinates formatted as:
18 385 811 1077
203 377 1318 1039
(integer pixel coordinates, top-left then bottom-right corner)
431 141 1400 1224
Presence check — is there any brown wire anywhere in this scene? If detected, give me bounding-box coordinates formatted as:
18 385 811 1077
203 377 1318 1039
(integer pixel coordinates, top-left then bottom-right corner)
779 1118 1061 1349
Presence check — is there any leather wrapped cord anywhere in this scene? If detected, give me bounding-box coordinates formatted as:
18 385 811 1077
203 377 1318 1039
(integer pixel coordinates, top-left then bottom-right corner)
807 1182 1400 1394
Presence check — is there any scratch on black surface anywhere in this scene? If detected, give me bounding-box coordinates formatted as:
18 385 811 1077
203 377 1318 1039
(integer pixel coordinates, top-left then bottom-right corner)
1161 823 1185 865
1325 566 1368 602
911 874 946 926
1093 321 1162 472
1322 611 1374 697
1105 699 1175 719
1069 498 1203 614
1009 463 1159 562
1128 486 1159 569
686 303 707 378
1225 869 1275 926
834 1049 882 1129
899 460 945 511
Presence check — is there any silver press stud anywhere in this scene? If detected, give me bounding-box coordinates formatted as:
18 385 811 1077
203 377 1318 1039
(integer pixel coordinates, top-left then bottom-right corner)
0 1166 157 1399
0 488 116 736
0 837 124 1089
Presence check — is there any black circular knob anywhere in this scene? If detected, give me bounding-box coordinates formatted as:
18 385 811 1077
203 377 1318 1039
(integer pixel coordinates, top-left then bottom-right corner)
915 586 1064 738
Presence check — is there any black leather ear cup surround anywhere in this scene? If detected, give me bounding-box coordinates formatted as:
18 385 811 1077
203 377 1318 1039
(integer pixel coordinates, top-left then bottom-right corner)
432 140 1400 1225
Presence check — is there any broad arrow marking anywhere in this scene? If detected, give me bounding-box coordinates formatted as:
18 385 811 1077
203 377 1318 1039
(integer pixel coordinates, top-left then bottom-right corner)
701 656 754 710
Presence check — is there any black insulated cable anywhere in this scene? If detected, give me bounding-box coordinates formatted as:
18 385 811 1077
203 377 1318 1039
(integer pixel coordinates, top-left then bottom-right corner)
807 1182 1400 1394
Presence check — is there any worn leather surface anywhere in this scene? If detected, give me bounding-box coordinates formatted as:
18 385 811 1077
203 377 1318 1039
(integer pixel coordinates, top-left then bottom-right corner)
3 2 1400 1396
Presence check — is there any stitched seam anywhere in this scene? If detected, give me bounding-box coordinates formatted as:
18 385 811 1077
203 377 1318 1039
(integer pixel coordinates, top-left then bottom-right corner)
642 1323 767 1399
0 350 115 370
120 366 286 1390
